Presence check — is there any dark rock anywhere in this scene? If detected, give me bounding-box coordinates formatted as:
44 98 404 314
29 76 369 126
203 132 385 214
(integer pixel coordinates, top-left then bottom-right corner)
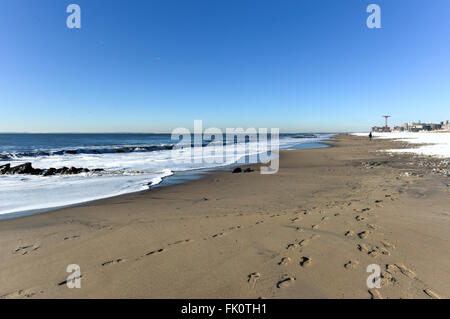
0 163 10 174
55 167 68 174
232 167 242 173
67 167 81 174
9 162 39 175
43 168 57 176
244 168 254 173
293 134 317 139
1 163 97 176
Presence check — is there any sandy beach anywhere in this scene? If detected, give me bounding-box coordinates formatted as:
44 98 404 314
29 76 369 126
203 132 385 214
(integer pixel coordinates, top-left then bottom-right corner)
0 134 449 299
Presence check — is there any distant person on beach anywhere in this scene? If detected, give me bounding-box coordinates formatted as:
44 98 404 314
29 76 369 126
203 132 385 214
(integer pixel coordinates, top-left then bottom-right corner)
369 132 373 141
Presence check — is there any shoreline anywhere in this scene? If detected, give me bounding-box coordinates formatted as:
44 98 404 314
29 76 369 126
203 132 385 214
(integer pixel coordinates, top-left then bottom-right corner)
0 139 332 220
0 134 449 299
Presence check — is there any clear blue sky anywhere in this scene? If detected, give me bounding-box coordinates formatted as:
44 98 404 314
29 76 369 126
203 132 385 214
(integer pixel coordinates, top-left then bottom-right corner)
1 0 449 132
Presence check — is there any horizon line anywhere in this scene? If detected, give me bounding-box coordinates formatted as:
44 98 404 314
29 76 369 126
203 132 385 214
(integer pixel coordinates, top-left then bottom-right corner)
0 131 354 134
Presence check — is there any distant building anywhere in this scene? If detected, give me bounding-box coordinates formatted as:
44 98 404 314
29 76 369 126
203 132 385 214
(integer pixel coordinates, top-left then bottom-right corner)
430 123 442 130
444 120 450 130
372 126 390 132
372 119 449 132
409 122 424 132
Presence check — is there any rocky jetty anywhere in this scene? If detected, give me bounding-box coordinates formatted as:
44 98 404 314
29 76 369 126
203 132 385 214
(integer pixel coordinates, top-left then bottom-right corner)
292 134 317 139
232 167 254 173
0 162 103 176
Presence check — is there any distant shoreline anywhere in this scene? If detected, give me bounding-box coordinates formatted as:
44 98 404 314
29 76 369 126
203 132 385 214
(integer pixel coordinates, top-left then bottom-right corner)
0 136 333 219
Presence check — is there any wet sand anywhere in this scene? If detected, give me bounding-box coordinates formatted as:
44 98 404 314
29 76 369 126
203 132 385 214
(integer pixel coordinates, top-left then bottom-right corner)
0 134 449 299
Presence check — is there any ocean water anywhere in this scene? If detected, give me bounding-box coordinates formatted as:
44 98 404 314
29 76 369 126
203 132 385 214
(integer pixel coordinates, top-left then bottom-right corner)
0 133 333 217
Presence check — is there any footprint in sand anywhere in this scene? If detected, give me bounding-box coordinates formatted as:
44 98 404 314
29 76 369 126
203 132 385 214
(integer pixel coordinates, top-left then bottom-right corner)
212 232 225 238
170 239 193 246
298 239 309 248
367 249 380 257
64 235 80 241
145 248 165 256
368 289 383 299
1 289 39 299
357 243 369 252
355 215 365 222
248 272 260 288
277 276 296 288
101 258 124 266
344 260 359 269
345 230 355 237
286 243 297 250
299 256 312 267
13 244 40 255
393 263 416 279
381 240 395 249
361 244 389 257
424 289 441 299
278 257 291 266
311 224 319 230
357 231 370 239
380 271 398 287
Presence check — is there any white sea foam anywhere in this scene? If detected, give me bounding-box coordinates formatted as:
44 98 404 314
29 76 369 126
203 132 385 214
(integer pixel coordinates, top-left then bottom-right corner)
0 169 174 215
352 132 450 158
0 135 331 216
